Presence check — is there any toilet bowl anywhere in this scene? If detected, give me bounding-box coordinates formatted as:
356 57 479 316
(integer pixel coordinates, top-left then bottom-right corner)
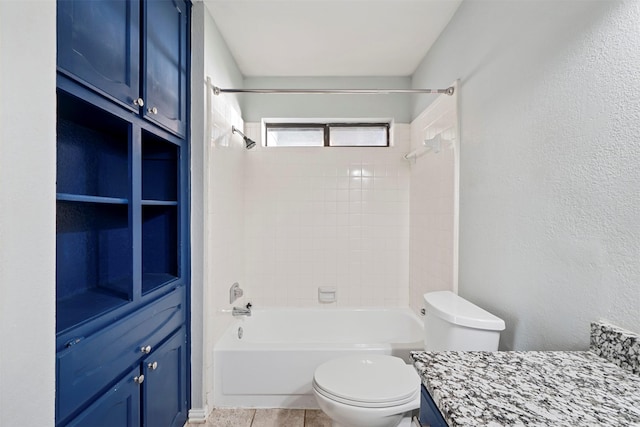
312 355 420 427
313 291 506 427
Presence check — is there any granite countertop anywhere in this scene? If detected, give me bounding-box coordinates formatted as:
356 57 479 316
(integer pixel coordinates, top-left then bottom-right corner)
411 322 640 427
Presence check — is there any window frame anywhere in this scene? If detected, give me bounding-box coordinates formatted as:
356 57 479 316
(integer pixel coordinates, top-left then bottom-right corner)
264 122 390 147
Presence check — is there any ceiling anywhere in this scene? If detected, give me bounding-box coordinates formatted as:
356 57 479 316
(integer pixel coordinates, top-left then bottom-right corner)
203 0 463 77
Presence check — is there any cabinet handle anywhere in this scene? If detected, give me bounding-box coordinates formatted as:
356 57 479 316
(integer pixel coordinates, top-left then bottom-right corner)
134 97 145 107
148 361 158 371
134 374 145 384
140 345 152 354
148 106 158 115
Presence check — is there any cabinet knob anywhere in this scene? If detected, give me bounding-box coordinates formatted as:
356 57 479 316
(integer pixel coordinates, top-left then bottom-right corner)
134 97 145 107
134 374 145 384
148 361 158 371
148 106 158 115
140 345 152 354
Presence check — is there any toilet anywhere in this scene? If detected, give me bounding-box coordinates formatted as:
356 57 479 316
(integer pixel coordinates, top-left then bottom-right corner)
312 291 506 427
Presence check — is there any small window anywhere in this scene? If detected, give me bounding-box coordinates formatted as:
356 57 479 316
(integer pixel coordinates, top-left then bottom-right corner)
265 122 389 147
265 124 325 147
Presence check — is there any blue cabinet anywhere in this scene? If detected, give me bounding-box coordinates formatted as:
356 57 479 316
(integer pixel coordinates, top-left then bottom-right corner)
143 0 188 137
64 325 188 427
141 131 181 294
57 0 141 111
55 1 190 426
58 0 188 137
66 367 141 427
56 93 133 332
56 289 185 423
142 327 188 427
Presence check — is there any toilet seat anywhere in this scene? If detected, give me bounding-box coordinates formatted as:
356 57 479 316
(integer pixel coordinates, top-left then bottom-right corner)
312 355 420 408
313 380 419 408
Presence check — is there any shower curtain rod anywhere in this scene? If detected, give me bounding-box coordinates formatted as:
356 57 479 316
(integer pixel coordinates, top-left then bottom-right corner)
210 85 455 96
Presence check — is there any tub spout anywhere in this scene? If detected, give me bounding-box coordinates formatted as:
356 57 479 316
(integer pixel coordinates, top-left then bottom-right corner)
232 302 252 317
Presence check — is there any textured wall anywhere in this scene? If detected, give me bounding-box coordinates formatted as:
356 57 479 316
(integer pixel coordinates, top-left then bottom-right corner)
412 0 640 350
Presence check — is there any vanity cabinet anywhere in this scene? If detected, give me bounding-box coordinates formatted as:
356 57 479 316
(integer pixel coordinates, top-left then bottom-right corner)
55 1 190 426
57 0 188 137
419 385 448 427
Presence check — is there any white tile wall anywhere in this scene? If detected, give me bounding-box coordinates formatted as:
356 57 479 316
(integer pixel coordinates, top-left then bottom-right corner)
241 122 411 308
408 93 459 315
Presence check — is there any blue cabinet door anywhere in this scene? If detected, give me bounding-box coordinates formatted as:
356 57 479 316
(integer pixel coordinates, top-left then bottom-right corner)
420 385 449 427
67 367 141 427
143 0 188 137
142 327 188 427
57 0 141 111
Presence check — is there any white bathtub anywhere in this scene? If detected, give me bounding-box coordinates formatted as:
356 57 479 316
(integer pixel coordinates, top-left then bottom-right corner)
213 308 424 408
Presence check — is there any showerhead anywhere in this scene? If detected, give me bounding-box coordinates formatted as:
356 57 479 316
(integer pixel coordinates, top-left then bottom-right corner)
243 136 256 150
232 126 257 150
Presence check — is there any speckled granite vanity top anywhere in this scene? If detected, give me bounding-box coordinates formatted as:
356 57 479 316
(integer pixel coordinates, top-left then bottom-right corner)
411 322 640 426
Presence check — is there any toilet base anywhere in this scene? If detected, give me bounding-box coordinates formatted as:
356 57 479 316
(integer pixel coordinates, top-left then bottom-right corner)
331 414 415 427
397 415 415 427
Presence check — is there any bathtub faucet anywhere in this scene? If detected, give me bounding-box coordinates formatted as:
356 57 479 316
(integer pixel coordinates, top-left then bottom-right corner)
232 302 252 317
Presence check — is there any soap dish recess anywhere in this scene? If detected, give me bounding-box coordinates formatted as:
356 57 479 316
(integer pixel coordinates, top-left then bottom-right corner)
318 286 337 303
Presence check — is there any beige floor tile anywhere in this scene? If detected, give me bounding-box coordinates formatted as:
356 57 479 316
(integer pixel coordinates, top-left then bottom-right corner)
205 408 255 427
251 408 305 427
303 410 332 427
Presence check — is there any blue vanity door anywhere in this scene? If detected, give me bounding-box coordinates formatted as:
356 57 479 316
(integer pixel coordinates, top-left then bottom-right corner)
142 327 188 427
57 0 141 111
420 385 449 427
67 367 141 427
143 0 188 137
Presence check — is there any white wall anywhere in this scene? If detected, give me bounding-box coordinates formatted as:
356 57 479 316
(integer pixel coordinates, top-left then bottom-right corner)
242 124 411 308
0 1 57 426
189 2 207 418
196 2 247 416
412 0 640 350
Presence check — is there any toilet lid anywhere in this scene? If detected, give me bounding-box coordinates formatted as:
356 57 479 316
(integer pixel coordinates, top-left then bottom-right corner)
313 355 419 407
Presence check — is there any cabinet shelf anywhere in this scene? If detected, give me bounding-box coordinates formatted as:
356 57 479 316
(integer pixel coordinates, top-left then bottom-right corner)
142 130 178 202
142 205 178 295
57 287 130 333
142 273 179 294
58 193 129 205
57 92 129 200
56 202 132 327
142 200 178 206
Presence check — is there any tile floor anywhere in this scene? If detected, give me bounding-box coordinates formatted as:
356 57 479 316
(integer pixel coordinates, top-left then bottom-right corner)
188 408 332 427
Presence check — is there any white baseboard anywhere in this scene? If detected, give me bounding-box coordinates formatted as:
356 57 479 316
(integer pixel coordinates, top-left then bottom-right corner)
188 406 209 424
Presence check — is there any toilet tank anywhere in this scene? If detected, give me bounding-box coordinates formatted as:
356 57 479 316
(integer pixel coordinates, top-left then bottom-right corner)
423 291 506 351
